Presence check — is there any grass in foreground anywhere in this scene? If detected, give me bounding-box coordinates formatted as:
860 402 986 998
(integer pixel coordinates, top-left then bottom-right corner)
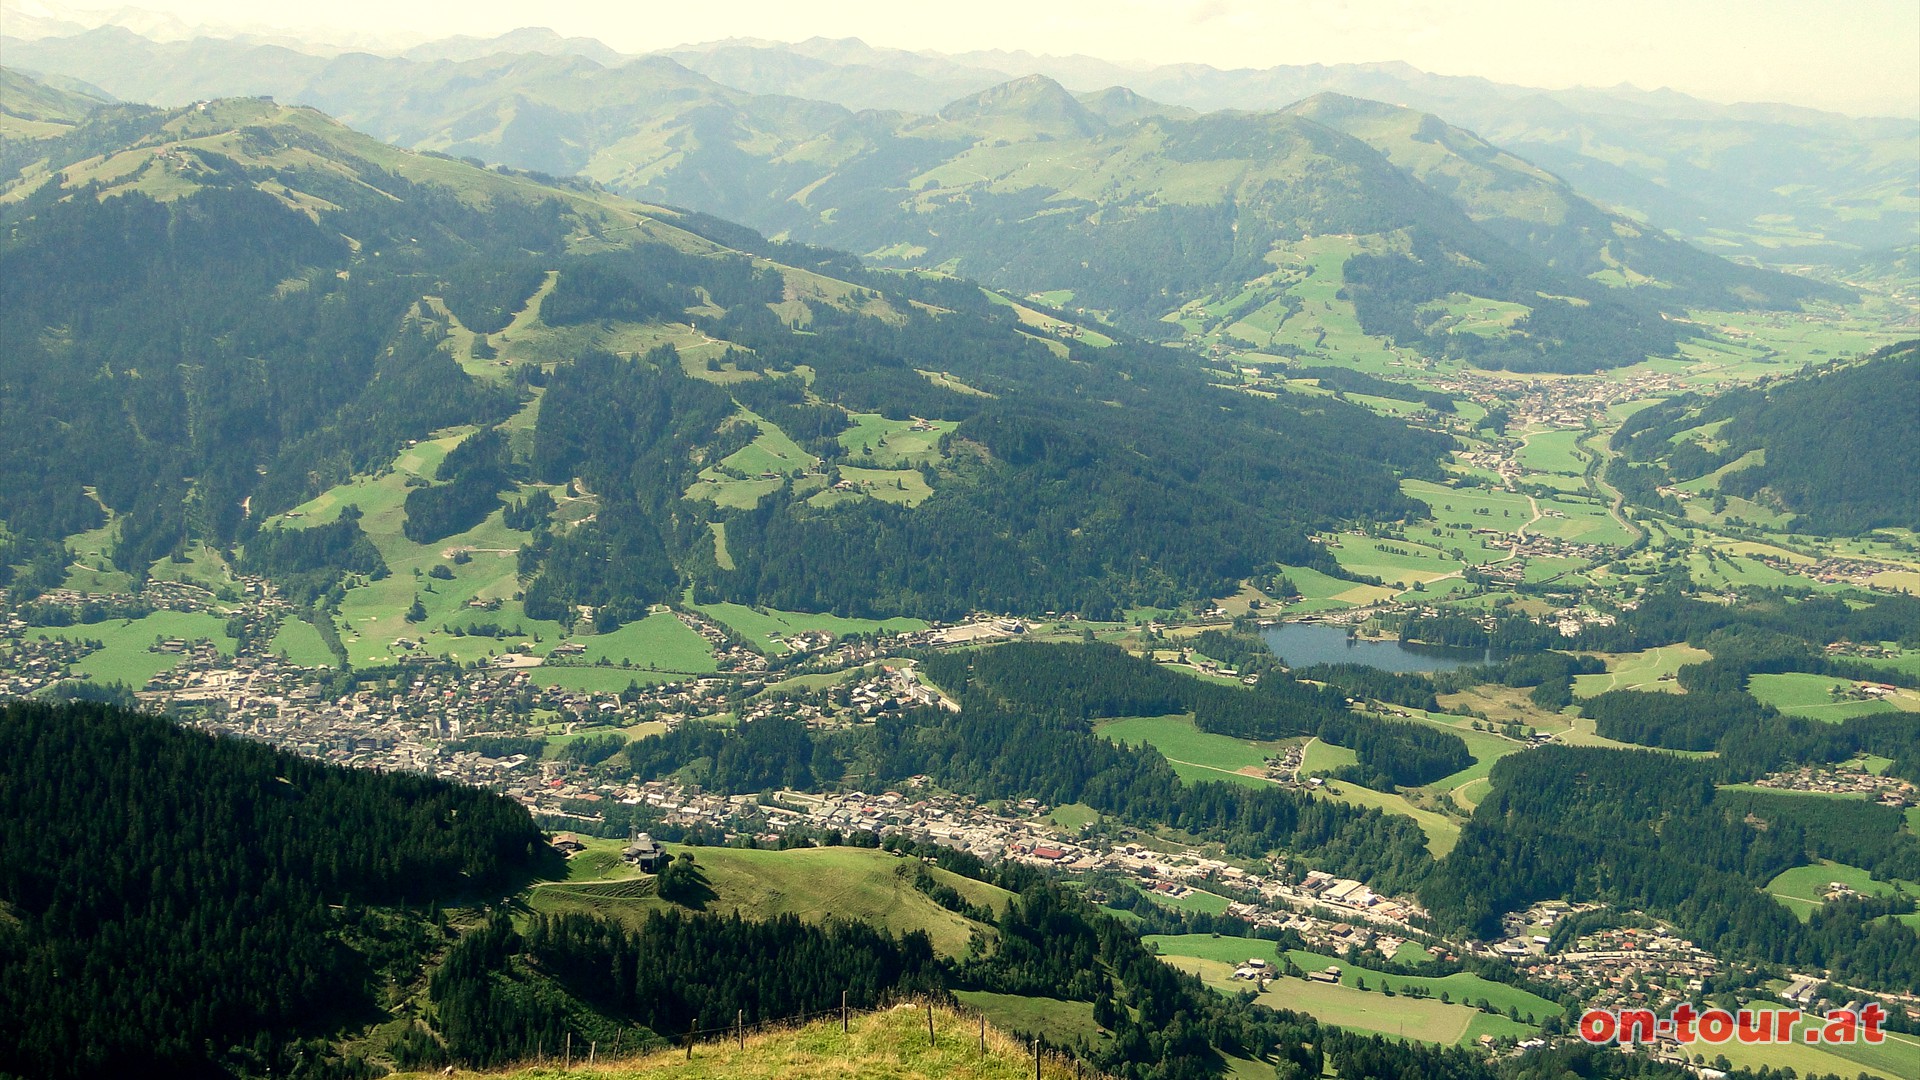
391 1002 1103 1079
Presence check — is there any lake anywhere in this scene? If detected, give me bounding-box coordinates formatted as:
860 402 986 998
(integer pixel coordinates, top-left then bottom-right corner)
1260 622 1493 674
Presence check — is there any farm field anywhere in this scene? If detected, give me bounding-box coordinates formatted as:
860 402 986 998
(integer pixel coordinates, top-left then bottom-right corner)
1418 292 1529 339
1049 802 1100 832
1237 237 1406 368
696 602 927 653
144 541 239 592
1314 778 1463 857
1407 714 1527 791
761 669 863 695
1297 737 1358 775
1749 672 1919 721
1318 535 1464 589
1402 479 1535 534
1859 650 1920 680
721 410 818 476
541 721 667 755
817 465 933 507
1266 564 1396 609
837 413 956 466
1529 494 1635 548
32 610 236 687
262 427 569 667
1141 888 1232 915
686 474 783 509
1514 429 1589 475
1695 1004 1918 1080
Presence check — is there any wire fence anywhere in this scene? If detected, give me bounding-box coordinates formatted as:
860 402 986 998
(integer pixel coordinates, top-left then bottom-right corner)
514 992 1111 1078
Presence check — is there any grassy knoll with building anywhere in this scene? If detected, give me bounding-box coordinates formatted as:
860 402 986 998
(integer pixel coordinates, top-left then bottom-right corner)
1151 938 1548 1047
1764 860 1920 921
1748 672 1920 722
527 841 1010 958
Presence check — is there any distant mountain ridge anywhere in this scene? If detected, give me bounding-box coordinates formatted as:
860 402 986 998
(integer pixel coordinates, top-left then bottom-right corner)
0 43 1842 372
7 23 1911 264
656 37 1919 262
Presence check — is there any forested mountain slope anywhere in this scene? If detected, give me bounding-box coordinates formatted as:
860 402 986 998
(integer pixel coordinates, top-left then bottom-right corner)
0 88 1446 620
1610 340 1920 534
0 699 550 1077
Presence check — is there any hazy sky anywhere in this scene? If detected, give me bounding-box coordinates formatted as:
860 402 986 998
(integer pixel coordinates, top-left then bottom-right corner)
30 0 1920 116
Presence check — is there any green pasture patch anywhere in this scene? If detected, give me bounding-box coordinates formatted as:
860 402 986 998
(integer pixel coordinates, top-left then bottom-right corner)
1571 645 1711 697
560 611 717 674
1765 860 1920 921
1096 714 1291 786
837 413 956 467
696 602 926 654
1514 429 1589 475
268 617 337 667
32 611 237 688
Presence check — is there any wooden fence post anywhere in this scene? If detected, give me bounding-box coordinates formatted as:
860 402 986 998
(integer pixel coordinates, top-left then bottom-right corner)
687 1017 697 1060
927 1001 935 1046
738 1008 745 1049
841 990 849 1033
1033 1038 1041 1080
979 1013 986 1056
564 1032 571 1070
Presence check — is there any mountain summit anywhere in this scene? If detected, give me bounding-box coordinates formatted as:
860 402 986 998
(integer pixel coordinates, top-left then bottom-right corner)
938 74 1104 138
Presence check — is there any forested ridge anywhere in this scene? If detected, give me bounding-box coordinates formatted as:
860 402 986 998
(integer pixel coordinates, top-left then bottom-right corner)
0 700 549 1078
1610 341 1920 534
1403 586 1920 995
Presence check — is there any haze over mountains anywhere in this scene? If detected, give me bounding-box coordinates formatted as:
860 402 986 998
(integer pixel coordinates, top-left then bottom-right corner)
4 19 1914 269
6 10 1920 1080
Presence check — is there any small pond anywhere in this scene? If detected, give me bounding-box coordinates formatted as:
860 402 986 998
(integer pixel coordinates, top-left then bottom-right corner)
1260 622 1497 674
